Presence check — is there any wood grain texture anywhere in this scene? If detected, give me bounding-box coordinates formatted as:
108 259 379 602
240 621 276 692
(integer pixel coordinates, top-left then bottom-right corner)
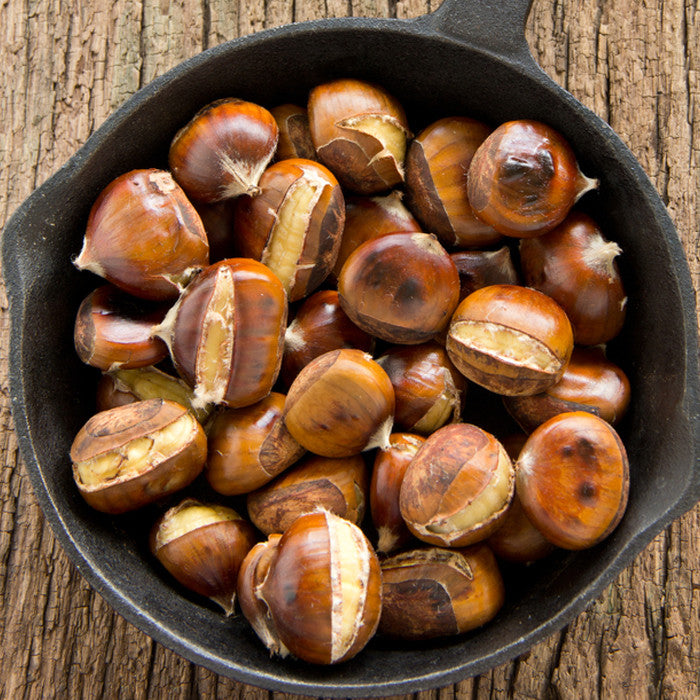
0 0 698 697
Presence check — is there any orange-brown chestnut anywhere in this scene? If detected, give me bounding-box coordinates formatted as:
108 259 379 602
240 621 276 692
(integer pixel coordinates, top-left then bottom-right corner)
405 117 502 247
516 411 629 550
74 169 209 301
399 423 515 547
519 211 627 345
451 247 519 303
281 289 373 387
205 392 306 496
169 98 278 203
503 346 631 432
70 399 207 514
338 232 460 344
234 158 345 301
237 510 382 664
247 454 367 535
154 258 287 409
370 433 425 554
376 343 467 435
74 285 168 371
467 120 598 237
379 545 504 640
308 78 410 194
283 349 395 458
332 191 421 279
446 284 574 396
271 104 317 161
150 499 257 615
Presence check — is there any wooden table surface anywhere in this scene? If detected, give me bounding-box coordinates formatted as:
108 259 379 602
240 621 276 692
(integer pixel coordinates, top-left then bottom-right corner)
1 0 698 697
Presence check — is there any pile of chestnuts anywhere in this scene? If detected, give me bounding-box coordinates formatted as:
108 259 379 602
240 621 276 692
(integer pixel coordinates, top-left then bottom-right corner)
69 78 631 665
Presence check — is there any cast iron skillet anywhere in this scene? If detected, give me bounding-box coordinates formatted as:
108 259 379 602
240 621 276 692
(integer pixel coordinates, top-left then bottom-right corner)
3 0 699 695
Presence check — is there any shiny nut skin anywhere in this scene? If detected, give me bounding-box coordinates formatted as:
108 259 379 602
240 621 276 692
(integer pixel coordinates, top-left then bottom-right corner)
446 284 574 396
399 423 515 547
332 191 421 278
169 98 279 202
74 169 209 300
516 411 629 550
205 392 306 496
154 258 287 409
370 433 425 554
503 346 631 432
281 289 373 387
74 285 168 371
194 199 238 263
234 158 345 301
405 117 501 247
70 399 207 514
377 343 467 435
519 211 627 345
338 231 460 344
237 510 382 664
150 499 257 615
451 247 520 303
283 349 395 458
247 454 367 535
379 545 505 640
271 104 317 161
467 120 598 237
308 78 410 194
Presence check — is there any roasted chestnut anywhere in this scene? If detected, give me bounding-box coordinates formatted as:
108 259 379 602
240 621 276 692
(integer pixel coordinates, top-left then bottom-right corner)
451 247 520 302
516 411 629 550
399 423 515 547
193 199 238 263
74 169 209 300
150 499 257 615
519 211 627 345
283 349 395 458
237 510 382 664
205 392 305 496
338 231 460 344
234 158 345 301
308 78 410 194
70 399 207 514
467 120 598 237
271 104 317 161
169 98 278 202
446 284 574 396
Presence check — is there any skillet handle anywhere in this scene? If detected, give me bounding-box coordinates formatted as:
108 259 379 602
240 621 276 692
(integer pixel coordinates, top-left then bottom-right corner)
416 0 537 65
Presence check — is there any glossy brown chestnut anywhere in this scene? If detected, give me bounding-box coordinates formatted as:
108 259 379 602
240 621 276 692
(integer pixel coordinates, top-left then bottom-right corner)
154 258 287 409
193 199 238 263
519 211 627 345
237 510 382 665
281 289 373 387
379 545 505 640
308 78 410 194
451 247 519 303
467 120 598 237
283 349 395 458
205 392 306 496
150 499 257 615
234 158 345 301
70 399 207 514
516 411 629 550
74 169 209 300
503 346 631 432
271 104 317 161
247 454 367 535
376 343 467 435
399 423 515 547
405 116 502 247
96 366 212 424
332 191 421 278
74 285 168 371
370 433 425 554
338 231 460 344
169 98 278 202
446 284 574 396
